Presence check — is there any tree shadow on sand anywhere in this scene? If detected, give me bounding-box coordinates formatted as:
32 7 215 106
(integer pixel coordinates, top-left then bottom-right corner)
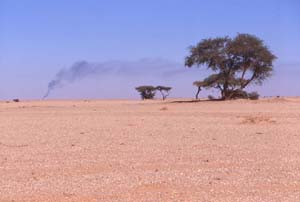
169 99 223 104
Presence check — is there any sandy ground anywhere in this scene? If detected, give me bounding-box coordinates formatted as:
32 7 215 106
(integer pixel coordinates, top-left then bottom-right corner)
0 98 300 202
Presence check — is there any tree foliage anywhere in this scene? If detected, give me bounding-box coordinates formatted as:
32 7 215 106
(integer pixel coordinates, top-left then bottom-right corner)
186 33 276 100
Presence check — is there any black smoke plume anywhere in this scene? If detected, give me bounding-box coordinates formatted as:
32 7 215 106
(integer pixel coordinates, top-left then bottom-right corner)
43 61 112 98
43 59 183 99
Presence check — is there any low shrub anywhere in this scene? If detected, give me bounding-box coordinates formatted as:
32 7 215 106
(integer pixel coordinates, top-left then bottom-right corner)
248 92 259 100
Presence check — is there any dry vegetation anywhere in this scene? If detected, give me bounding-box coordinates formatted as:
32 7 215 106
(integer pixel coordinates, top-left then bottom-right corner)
0 97 300 201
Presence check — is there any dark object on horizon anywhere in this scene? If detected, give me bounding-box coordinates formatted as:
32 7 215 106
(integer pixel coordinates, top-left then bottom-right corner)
185 33 276 100
135 86 156 100
156 86 172 100
13 99 20 102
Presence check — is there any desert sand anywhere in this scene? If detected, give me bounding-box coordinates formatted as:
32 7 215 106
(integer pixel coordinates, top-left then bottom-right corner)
0 98 299 202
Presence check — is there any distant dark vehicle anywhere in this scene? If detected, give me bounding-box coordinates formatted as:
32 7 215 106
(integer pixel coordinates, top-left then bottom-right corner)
13 99 20 102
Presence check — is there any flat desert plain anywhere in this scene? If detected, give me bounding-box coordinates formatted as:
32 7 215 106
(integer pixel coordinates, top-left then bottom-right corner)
0 98 300 202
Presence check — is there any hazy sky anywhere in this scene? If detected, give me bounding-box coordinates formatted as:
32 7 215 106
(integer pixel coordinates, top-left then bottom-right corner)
0 0 299 99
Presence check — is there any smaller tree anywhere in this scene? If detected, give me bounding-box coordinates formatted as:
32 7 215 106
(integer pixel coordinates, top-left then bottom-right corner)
135 86 156 100
193 81 202 100
156 86 172 100
193 75 221 99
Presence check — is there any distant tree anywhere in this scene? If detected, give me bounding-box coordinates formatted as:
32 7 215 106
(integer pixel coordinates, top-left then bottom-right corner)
135 86 156 100
185 33 276 100
156 86 172 100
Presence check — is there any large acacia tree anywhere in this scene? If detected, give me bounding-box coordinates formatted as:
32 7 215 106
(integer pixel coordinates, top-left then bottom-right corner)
185 34 276 100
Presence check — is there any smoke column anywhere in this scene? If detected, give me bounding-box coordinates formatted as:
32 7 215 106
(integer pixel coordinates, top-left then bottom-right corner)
43 61 89 98
43 61 110 98
43 59 183 99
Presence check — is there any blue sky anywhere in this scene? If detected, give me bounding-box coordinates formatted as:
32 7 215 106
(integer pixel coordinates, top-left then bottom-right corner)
0 0 299 99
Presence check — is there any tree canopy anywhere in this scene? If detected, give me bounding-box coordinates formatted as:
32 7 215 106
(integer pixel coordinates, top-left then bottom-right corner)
185 33 276 100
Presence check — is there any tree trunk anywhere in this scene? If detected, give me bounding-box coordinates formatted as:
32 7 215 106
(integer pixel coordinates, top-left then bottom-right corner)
159 90 165 100
195 86 201 100
221 70 231 100
222 83 229 100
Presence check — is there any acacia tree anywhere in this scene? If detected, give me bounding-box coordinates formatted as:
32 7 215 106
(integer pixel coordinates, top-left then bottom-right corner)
156 86 172 100
135 86 156 100
185 34 276 100
192 82 202 100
